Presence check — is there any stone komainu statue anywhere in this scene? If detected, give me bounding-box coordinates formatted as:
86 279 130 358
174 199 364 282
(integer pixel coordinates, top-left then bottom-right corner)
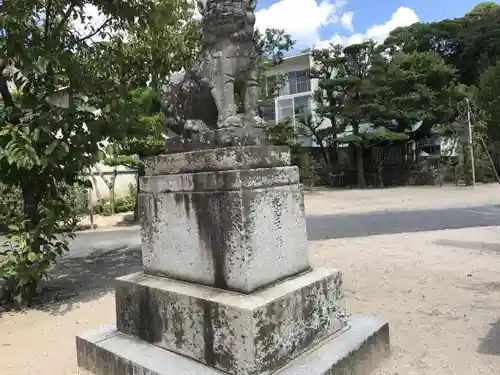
161 0 264 135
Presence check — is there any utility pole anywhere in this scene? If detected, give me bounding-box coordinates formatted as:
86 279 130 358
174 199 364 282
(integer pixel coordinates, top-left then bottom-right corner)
466 97 476 187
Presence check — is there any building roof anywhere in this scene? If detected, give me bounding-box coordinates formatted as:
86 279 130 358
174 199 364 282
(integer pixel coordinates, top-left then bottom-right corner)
281 51 311 61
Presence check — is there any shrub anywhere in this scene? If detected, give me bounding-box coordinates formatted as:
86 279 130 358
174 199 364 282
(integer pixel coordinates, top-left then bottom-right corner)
0 181 89 305
0 183 89 233
0 184 89 231
0 184 24 233
92 194 136 215
115 195 136 213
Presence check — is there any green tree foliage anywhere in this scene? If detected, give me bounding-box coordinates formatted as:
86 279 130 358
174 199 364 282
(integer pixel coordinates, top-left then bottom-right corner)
477 62 500 144
311 40 466 188
257 28 294 98
0 0 197 305
371 50 463 137
383 2 500 86
380 2 500 185
102 87 165 219
312 41 379 188
311 44 346 141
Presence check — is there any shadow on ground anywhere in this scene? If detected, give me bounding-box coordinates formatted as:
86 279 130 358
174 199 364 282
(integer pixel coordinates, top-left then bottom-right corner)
433 239 500 254
3 203 500 316
307 204 500 240
115 213 138 228
478 318 500 355
0 245 142 317
41 245 142 315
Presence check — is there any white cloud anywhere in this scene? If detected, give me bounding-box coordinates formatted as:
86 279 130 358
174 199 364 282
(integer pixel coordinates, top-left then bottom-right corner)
340 11 354 31
255 0 347 47
365 6 419 42
317 6 419 49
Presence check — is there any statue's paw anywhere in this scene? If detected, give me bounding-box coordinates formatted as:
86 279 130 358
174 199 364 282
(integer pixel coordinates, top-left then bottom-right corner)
253 116 266 128
219 115 243 128
185 119 209 132
243 115 266 128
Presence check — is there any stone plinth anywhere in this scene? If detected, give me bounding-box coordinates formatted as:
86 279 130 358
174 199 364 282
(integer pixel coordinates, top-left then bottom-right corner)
139 146 310 293
115 268 345 375
163 127 269 154
77 315 390 375
145 145 290 175
76 130 390 375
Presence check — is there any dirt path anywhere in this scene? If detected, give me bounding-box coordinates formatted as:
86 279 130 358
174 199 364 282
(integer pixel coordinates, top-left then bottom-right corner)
78 184 500 233
2 224 500 374
312 226 500 374
305 183 500 215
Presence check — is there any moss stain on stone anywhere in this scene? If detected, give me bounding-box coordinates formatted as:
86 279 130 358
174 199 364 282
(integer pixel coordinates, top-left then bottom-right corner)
136 285 163 344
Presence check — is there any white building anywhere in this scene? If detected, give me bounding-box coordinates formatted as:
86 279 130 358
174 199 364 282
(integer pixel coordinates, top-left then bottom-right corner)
261 52 320 146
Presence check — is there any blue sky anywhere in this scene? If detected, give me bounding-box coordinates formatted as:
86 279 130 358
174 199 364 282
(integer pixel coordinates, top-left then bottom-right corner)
254 0 498 49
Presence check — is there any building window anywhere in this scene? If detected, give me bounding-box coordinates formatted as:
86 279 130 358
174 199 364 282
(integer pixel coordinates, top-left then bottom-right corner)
265 70 311 97
277 98 294 122
260 102 276 122
263 75 280 98
288 70 311 94
276 95 312 123
293 96 310 120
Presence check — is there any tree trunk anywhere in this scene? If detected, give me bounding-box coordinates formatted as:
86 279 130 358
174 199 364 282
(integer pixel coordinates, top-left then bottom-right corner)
21 186 42 244
94 165 117 213
352 121 365 189
17 184 43 304
378 146 388 188
109 169 117 214
89 171 103 201
311 132 330 170
377 164 384 188
355 145 366 188
87 187 95 230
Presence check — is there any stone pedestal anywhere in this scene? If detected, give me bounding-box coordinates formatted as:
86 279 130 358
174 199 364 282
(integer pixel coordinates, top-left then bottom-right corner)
139 145 309 293
76 128 390 375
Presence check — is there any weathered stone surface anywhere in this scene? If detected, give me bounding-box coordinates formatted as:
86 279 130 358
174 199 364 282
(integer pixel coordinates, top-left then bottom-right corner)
140 166 299 193
140 177 309 293
161 0 263 131
114 268 346 375
164 128 269 154
144 146 290 176
76 315 389 375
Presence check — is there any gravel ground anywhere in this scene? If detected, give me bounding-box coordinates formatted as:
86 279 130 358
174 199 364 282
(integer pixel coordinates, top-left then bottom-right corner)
1 185 500 375
305 183 500 215
311 226 500 375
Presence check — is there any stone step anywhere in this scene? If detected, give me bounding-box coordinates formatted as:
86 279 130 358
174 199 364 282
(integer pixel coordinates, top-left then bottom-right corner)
114 268 345 375
76 315 390 375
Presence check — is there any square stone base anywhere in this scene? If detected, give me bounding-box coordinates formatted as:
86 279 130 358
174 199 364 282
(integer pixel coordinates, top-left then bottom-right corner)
76 315 390 375
114 268 345 375
140 173 309 293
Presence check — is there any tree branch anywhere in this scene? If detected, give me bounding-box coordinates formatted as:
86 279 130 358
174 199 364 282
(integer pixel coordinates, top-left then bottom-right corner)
77 18 112 44
44 0 53 42
0 75 14 108
0 58 15 108
52 2 78 40
93 165 112 189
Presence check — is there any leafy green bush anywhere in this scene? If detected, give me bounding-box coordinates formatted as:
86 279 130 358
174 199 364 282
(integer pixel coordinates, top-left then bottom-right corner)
91 199 113 216
92 194 136 215
57 183 90 225
0 184 24 233
115 195 136 213
1 226 71 304
0 181 90 305
0 183 88 233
